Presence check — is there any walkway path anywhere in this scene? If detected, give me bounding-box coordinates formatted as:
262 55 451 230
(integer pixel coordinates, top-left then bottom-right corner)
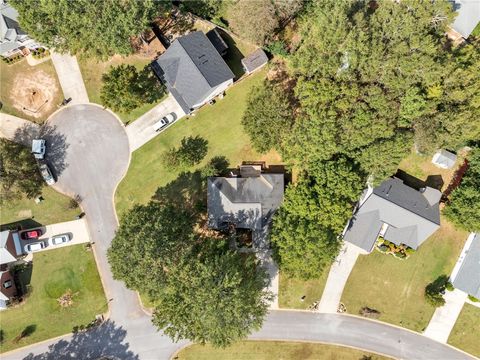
125 94 185 151
317 242 362 313
424 289 467 343
0 113 39 146
50 52 89 104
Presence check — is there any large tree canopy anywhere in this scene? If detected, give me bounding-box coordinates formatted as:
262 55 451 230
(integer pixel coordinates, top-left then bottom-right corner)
0 139 43 204
11 0 164 58
444 147 480 232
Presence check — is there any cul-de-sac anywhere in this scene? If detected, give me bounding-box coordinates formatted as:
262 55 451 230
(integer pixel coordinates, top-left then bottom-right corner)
0 0 479 359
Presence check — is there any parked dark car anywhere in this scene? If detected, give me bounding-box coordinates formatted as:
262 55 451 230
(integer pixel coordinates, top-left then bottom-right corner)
20 229 43 240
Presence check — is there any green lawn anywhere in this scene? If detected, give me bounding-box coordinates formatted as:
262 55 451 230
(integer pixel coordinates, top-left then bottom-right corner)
176 341 392 360
0 245 106 353
472 22 480 38
0 58 63 123
279 268 330 310
448 304 480 358
341 218 468 332
78 54 163 124
115 69 281 217
1 186 79 226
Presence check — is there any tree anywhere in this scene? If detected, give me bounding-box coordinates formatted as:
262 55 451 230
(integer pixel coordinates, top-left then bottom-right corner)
228 0 279 45
152 238 272 347
0 139 43 204
180 0 225 20
162 136 209 170
100 64 165 113
425 275 449 307
107 202 195 300
444 147 480 232
10 0 165 58
242 82 294 154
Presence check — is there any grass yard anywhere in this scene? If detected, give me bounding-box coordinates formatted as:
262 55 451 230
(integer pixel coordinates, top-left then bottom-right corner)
0 58 63 123
78 54 163 124
0 245 106 353
448 304 480 358
341 217 468 332
1 186 79 226
115 69 281 217
398 150 462 192
279 268 330 310
176 341 392 360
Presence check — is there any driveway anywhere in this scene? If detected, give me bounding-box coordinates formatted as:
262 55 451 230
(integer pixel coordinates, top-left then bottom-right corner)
318 242 362 313
0 113 39 146
125 94 186 151
50 52 89 104
21 219 90 256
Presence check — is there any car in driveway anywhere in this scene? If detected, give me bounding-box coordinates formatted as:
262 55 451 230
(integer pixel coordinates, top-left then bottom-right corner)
24 241 46 253
39 163 55 185
20 229 43 240
49 234 71 246
153 113 176 132
32 139 46 159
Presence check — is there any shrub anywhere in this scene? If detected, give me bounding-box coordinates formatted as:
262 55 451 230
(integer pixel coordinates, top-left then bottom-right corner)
468 295 479 302
445 281 454 291
266 40 288 56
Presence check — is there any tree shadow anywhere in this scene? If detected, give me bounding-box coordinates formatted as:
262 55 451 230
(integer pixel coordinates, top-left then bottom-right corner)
22 320 138 360
137 65 166 104
215 28 245 79
9 122 39 147
39 124 69 178
0 218 43 232
395 170 444 191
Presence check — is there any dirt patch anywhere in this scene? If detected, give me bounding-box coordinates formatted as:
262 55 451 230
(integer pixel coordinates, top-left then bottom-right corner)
10 70 59 119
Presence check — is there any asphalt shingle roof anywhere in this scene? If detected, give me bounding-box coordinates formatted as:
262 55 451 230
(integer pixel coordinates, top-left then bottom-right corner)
453 234 480 298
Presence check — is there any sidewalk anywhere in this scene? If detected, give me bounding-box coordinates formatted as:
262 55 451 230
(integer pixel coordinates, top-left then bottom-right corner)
50 51 89 104
125 94 185 151
317 242 362 313
424 289 467 343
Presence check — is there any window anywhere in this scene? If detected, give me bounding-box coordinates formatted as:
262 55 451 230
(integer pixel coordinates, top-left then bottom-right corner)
3 280 12 289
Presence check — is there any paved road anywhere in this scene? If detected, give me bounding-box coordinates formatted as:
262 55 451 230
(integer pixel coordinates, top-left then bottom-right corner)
50 52 89 104
125 94 185 151
318 242 362 313
2 106 476 360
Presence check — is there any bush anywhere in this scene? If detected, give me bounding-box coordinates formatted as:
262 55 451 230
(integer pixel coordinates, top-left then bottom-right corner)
445 281 454 291
265 40 288 56
468 295 479 302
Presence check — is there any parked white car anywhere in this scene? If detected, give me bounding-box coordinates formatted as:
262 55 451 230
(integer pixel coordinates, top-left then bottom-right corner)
24 241 46 253
39 163 55 185
32 139 46 159
153 113 176 132
48 234 71 246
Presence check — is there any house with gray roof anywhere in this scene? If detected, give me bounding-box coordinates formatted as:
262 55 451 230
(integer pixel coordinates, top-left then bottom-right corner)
0 1 39 57
449 0 480 40
452 233 480 299
151 31 234 114
241 48 268 75
343 177 441 253
207 165 284 249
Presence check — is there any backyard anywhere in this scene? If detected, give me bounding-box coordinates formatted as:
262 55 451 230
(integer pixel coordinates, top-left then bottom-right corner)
1 186 79 226
0 244 106 353
279 268 330 310
448 303 480 357
341 218 468 332
176 341 391 360
0 58 63 123
115 68 281 217
78 54 164 124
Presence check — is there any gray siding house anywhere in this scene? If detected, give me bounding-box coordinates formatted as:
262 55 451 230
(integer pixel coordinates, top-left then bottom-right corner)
343 177 442 253
151 31 234 114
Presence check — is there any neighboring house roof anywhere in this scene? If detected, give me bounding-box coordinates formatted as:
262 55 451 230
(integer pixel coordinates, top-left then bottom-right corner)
151 31 234 113
0 2 29 55
206 28 228 56
0 230 17 265
207 172 284 231
453 233 480 298
241 49 268 74
451 0 480 38
344 177 441 252
432 149 457 169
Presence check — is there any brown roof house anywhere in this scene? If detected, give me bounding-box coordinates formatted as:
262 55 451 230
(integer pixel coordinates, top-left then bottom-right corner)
0 230 22 310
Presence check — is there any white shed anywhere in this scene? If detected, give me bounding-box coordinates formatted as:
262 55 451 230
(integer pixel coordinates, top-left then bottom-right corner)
432 150 457 169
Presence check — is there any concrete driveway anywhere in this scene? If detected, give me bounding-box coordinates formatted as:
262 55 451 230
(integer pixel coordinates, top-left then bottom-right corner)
125 94 186 151
50 52 89 104
0 113 39 146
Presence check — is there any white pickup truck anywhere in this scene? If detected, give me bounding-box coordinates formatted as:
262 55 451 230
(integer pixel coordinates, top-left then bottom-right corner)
31 139 46 159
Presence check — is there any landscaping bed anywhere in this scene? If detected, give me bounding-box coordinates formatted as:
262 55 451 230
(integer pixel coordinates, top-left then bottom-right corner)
78 54 164 124
279 269 329 310
341 218 468 332
115 69 281 217
448 303 480 358
0 59 63 123
0 244 106 353
176 341 391 360
1 186 80 226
